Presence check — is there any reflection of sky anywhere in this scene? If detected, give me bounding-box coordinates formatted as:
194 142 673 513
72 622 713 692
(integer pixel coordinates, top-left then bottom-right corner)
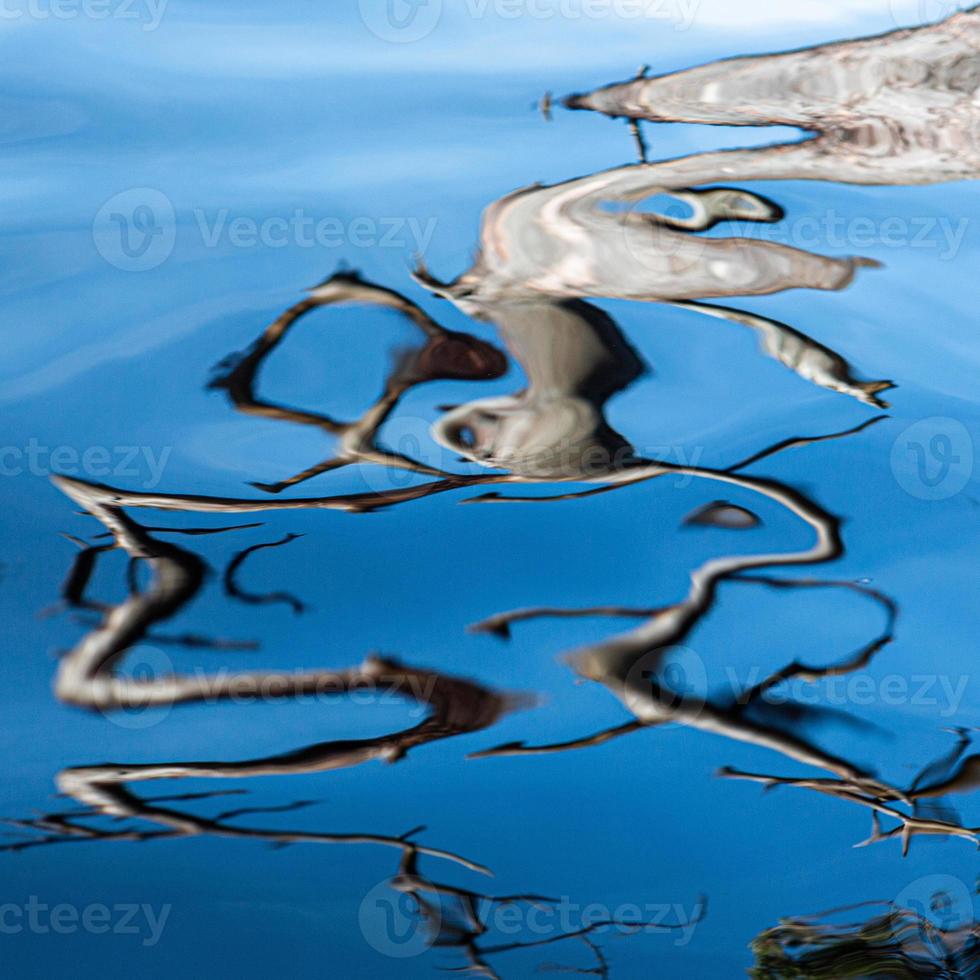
1 2 978 977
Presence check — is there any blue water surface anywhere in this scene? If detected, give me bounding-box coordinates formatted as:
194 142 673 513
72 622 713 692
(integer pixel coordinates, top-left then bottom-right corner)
1 2 978 977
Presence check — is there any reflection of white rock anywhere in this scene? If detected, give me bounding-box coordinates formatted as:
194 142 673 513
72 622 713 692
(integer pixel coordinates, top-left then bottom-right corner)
432 299 642 478
418 177 862 306
565 8 980 185
416 165 891 420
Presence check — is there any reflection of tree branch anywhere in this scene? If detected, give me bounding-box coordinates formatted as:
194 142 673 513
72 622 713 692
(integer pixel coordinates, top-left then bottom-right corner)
470 574 895 679
719 767 979 855
469 721 648 760
52 416 897 823
387 840 706 978
460 481 648 506
670 301 892 408
60 655 515 779
4 798 488 872
556 428 899 731
57 534 114 612
48 418 886 525
513 427 870 678
54 496 209 709
49 477 524 735
458 418 883 505
11 643 517 870
223 532 307 614
55 522 263 650
92 522 264 538
33 483 523 867
210 270 507 494
724 416 884 473
731 575 897 705
55 473 508 516
909 729 980 800
470 606 674 640
10 677 686 977
540 933 611 977
141 632 259 652
473 899 707 960
458 413 926 847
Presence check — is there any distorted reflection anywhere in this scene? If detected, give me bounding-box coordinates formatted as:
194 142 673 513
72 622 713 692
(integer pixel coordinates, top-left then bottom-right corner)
375 842 704 978
683 501 761 529
413 177 892 408
210 270 508 494
565 8 980 185
22 7 980 973
750 890 980 977
16 495 697 975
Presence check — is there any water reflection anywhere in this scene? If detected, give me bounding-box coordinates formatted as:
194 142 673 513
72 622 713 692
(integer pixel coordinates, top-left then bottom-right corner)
413 174 892 407
565 8 980 185
17 7 980 973
209 270 508 494
41 243 975 859
14 484 702 972
750 891 980 977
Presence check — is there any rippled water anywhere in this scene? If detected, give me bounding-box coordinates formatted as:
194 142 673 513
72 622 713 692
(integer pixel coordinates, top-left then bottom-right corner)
2 3 979 977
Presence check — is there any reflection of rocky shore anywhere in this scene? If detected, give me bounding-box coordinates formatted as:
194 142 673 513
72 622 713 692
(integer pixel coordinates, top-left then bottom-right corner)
749 888 980 978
